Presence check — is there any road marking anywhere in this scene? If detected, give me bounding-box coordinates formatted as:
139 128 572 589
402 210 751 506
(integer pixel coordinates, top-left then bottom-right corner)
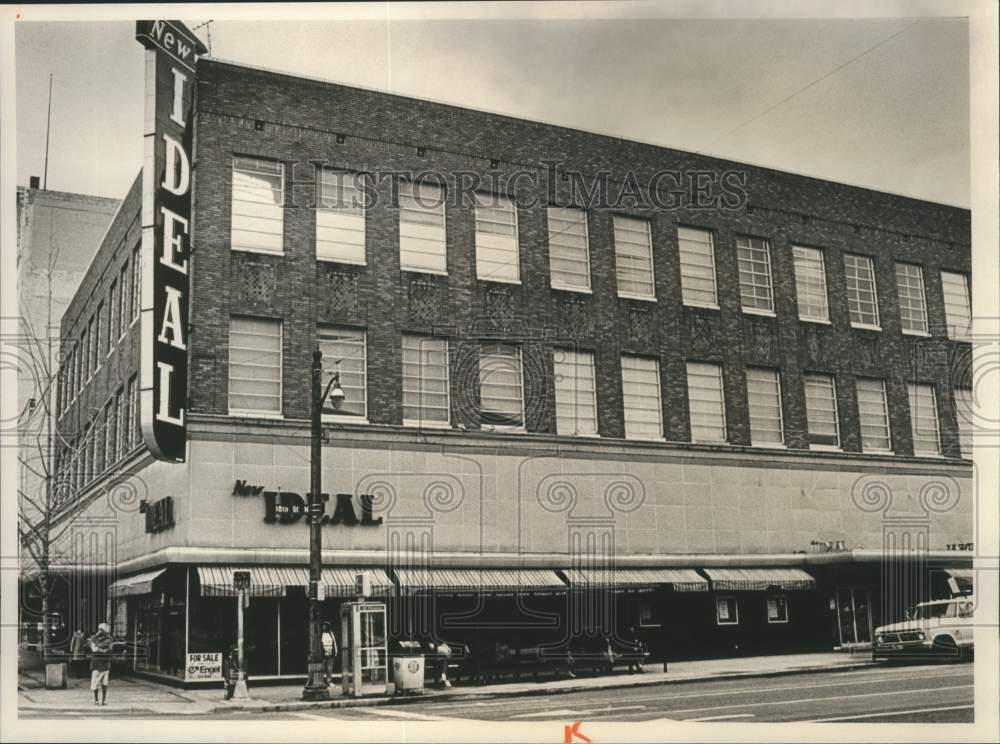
512 705 646 719
290 711 337 720
687 713 756 721
802 704 975 723
365 707 449 721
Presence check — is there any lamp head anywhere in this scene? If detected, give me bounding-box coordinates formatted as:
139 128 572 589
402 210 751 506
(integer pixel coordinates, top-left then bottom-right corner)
328 379 346 410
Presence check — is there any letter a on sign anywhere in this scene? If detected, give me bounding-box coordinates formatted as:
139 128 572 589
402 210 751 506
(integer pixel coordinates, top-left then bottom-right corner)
135 21 207 462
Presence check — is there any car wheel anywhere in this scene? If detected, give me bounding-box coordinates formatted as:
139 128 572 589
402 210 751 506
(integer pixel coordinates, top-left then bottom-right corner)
932 635 959 661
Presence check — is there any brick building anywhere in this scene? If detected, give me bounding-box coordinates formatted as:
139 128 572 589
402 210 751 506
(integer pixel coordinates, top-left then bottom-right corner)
48 42 974 684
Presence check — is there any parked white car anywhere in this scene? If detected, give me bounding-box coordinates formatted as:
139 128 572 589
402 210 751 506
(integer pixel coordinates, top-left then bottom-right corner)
872 596 975 661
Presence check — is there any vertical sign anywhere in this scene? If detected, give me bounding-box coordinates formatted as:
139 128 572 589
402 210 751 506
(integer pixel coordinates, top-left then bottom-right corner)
135 21 207 462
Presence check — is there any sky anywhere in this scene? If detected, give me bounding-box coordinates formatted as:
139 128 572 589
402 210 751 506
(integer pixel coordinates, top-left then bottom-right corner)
13 9 970 206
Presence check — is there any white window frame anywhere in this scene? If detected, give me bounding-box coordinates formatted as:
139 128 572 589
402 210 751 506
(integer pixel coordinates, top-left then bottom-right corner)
118 262 130 341
479 344 525 432
803 373 841 450
231 155 285 256
678 226 719 309
316 168 367 265
856 377 893 453
402 334 451 428
940 271 972 342
766 594 790 624
792 245 830 323
613 216 656 301
621 355 664 441
547 206 592 293
228 316 284 418
844 253 881 330
736 236 775 316
896 262 929 336
746 367 785 447
399 179 448 275
107 279 118 356
953 387 974 458
686 362 727 444
319 326 369 424
131 243 142 326
475 192 520 284
715 596 739 625
908 382 942 456
554 349 599 437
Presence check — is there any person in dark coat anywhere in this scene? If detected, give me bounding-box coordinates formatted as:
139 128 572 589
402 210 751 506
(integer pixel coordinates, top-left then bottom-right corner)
88 623 113 705
222 645 240 700
626 626 646 674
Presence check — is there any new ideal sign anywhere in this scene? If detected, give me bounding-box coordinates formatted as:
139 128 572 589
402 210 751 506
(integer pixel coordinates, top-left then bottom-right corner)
136 21 207 462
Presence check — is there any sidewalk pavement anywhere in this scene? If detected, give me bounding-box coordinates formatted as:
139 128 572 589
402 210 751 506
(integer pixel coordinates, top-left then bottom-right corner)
18 650 876 716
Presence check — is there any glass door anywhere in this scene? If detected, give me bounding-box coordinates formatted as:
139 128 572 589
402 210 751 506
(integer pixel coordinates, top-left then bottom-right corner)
836 587 872 645
359 606 387 689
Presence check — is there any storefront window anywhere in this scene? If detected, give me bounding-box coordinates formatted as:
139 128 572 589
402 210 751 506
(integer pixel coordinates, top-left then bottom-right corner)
715 596 738 625
766 594 789 623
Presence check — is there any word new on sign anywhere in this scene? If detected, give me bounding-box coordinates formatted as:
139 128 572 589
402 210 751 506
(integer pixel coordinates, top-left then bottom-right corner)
232 481 383 526
141 496 175 533
135 21 207 463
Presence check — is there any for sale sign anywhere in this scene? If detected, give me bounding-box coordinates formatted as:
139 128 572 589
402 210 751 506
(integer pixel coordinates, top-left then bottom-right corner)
186 652 222 680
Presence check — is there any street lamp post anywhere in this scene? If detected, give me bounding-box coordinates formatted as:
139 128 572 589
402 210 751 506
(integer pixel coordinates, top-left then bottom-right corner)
302 347 344 701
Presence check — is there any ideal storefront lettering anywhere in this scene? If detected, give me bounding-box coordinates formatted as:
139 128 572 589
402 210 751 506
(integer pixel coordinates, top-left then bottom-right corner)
142 496 175 533
259 490 383 527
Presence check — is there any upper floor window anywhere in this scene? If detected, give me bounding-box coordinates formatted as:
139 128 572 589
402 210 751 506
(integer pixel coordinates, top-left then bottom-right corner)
402 334 450 427
844 254 880 329
613 216 655 300
131 243 142 322
896 263 928 335
554 349 598 436
231 156 284 255
318 326 368 421
940 270 972 341
85 317 95 377
746 367 783 446
856 377 891 452
686 362 726 443
316 168 366 265
102 401 114 473
127 375 139 453
479 344 524 430
107 279 118 353
908 382 941 456
399 180 447 274
621 355 663 440
114 386 125 462
475 192 519 283
736 236 774 314
678 227 718 308
547 207 591 292
792 246 829 322
228 316 282 416
94 304 104 368
803 373 840 448
954 387 973 457
118 262 130 340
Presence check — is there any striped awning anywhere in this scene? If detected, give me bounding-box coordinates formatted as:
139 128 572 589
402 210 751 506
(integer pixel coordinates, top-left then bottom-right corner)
563 568 708 592
395 569 567 594
945 568 974 590
321 568 393 597
704 568 816 592
109 568 167 597
197 566 393 597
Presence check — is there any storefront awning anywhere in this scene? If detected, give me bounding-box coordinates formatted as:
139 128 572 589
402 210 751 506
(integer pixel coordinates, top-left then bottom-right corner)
704 568 816 592
320 568 393 597
196 566 394 597
945 568 974 590
109 568 167 597
395 569 567 594
563 568 708 592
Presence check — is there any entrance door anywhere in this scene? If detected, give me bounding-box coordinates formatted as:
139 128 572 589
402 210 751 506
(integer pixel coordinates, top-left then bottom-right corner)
836 588 872 645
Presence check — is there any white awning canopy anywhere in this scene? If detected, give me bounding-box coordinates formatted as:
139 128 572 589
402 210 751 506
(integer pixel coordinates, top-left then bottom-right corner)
395 569 566 594
196 565 392 597
704 567 816 592
563 568 708 592
109 568 167 597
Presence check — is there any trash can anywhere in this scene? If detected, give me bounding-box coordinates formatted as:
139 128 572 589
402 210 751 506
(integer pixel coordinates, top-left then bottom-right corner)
391 640 425 693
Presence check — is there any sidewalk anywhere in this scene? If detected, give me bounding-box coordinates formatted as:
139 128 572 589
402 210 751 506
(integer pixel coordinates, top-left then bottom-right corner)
18 650 876 716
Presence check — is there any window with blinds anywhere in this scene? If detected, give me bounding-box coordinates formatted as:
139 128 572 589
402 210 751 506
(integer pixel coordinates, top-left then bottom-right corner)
479 344 524 429
686 362 726 443
895 263 928 334
621 355 663 440
316 168 366 264
804 373 839 447
131 243 142 321
940 271 971 341
746 367 783 445
228 316 283 415
856 377 891 451
613 216 655 299
231 156 284 254
554 349 598 436
402 335 450 426
318 326 367 420
678 227 718 307
844 254 880 328
475 192 519 282
736 236 774 313
792 246 829 322
954 387 974 457
547 207 591 291
908 383 940 455
399 180 447 274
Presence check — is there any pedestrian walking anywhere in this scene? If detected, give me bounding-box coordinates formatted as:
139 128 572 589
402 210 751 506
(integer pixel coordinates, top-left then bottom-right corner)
321 622 339 688
87 623 113 705
222 644 240 700
626 626 646 674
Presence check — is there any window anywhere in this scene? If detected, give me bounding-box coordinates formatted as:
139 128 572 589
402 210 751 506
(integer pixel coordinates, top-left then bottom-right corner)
399 180 447 274
108 279 118 353
318 326 367 420
104 400 116 471
402 335 449 426
736 236 774 314
954 387 974 457
475 192 519 282
94 304 104 369
715 597 738 625
746 367 783 446
82 425 92 485
908 383 941 456
479 344 524 430
621 355 663 440
228 316 283 415
678 227 718 307
792 246 829 322
131 244 142 321
766 595 789 623
941 271 972 341
895 263 928 334
686 362 726 443
856 378 892 452
844 254 880 328
119 263 130 339
316 168 366 264
804 373 840 448
128 375 139 451
84 319 93 378
547 207 591 291
638 600 659 628
231 156 284 254
115 387 125 461
613 216 655 299
553 349 598 436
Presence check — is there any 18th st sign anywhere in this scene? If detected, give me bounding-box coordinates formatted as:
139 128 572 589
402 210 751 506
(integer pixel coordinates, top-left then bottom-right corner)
136 21 207 462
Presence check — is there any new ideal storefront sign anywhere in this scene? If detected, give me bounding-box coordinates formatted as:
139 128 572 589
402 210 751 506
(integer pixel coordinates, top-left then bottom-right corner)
136 21 207 463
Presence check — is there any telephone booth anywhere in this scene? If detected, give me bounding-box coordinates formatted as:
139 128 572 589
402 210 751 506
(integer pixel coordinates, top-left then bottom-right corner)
340 601 388 697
